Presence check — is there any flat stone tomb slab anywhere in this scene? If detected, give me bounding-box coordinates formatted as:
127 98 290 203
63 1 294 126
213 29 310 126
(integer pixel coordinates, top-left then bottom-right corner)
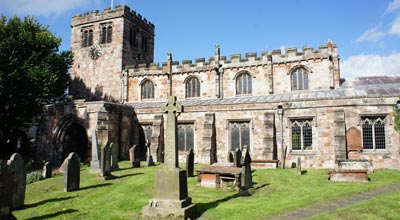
328 170 369 183
196 165 242 190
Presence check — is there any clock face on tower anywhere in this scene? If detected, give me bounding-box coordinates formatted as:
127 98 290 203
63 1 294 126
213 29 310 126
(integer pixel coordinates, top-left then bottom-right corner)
88 45 102 60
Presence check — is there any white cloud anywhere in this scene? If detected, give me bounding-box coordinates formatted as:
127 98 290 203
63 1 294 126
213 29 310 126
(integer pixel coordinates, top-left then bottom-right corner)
2 0 101 17
356 23 385 42
341 53 400 78
389 16 400 35
385 0 400 14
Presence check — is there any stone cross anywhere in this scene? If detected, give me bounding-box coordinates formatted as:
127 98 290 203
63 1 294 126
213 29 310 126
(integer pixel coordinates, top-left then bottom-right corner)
161 96 183 168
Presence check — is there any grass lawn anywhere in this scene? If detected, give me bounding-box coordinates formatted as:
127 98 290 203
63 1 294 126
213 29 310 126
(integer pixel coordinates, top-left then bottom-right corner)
13 161 400 220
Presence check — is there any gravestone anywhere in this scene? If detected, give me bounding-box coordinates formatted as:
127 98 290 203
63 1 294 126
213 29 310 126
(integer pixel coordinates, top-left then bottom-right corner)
129 145 140 168
7 153 26 209
42 162 52 179
234 148 242 168
297 157 302 175
346 127 363 159
100 142 113 180
241 149 253 190
90 129 101 174
110 142 119 170
146 142 155 166
0 160 12 217
142 96 196 220
64 152 80 192
186 149 194 177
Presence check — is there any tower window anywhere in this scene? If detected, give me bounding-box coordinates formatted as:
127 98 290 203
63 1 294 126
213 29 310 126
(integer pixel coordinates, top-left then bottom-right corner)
141 35 148 52
101 25 112 44
130 28 137 46
291 68 309 91
82 29 93 47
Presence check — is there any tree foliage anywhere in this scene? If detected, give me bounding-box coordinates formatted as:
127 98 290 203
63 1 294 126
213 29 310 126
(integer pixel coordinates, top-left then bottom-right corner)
0 16 73 155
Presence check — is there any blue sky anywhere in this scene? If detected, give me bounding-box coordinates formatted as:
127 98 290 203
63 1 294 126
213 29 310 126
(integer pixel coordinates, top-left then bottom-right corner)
1 0 400 78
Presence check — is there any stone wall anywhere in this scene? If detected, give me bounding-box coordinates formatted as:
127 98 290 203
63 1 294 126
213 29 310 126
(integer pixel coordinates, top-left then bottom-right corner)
36 100 138 165
133 96 400 170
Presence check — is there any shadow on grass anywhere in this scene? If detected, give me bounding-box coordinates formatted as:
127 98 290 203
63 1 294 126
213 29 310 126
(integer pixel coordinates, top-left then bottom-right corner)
194 193 241 219
114 172 144 179
22 196 76 209
24 209 78 220
79 183 112 191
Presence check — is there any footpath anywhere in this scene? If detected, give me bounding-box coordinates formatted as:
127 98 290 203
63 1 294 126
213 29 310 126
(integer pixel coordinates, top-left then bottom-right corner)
265 181 400 220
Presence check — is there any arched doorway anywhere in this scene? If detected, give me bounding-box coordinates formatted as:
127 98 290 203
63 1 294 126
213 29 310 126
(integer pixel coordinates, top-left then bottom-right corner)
54 115 88 164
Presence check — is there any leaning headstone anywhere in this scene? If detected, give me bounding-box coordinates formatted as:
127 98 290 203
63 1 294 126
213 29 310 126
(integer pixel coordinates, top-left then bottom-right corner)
100 142 113 180
241 149 253 190
64 152 80 192
110 142 119 170
186 149 194 177
42 162 52 179
7 153 26 210
129 145 140 168
142 96 196 220
90 129 101 174
0 160 12 217
297 157 302 175
233 148 242 168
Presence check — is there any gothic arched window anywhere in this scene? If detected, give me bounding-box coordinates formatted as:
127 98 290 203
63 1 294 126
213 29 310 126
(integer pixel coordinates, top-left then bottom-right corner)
236 72 252 95
186 77 200 98
82 29 93 47
362 116 386 150
101 25 112 44
141 80 154 100
291 119 313 151
291 68 309 91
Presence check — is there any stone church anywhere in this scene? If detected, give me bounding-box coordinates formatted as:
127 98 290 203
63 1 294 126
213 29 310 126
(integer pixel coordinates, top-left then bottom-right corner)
36 4 400 169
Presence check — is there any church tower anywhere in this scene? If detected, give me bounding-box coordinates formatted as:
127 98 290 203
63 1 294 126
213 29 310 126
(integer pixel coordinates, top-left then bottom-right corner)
69 5 155 101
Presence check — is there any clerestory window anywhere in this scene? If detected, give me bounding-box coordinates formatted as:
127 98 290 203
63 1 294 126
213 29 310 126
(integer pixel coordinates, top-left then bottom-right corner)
362 116 386 150
141 79 154 100
291 68 309 91
186 77 200 98
291 119 313 151
236 72 252 95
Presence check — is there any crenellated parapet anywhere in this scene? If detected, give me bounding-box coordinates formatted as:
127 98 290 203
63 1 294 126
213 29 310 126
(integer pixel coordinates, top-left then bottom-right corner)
124 40 339 76
71 4 154 32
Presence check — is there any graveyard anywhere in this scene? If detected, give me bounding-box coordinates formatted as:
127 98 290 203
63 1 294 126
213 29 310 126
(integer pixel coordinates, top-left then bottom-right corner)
6 161 400 220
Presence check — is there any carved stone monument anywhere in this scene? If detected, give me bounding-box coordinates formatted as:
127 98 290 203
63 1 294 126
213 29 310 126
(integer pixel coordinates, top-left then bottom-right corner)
90 129 101 174
142 96 196 220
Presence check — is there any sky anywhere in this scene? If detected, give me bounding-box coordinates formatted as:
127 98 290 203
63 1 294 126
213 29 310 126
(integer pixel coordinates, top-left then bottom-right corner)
1 0 400 79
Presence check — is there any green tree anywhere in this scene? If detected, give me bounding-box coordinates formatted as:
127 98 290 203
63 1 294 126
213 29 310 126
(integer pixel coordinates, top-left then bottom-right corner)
0 16 73 156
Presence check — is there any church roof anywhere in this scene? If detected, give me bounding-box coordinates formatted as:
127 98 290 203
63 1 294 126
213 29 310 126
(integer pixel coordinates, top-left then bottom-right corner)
127 76 400 109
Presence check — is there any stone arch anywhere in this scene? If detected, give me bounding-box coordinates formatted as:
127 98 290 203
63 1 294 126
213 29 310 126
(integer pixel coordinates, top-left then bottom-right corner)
53 114 89 163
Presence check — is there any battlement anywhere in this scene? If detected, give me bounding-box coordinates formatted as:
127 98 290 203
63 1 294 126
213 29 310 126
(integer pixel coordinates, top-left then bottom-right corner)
125 41 338 75
71 4 154 30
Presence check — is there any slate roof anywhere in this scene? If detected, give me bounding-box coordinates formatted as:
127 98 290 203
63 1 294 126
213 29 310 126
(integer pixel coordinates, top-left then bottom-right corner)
127 76 400 109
